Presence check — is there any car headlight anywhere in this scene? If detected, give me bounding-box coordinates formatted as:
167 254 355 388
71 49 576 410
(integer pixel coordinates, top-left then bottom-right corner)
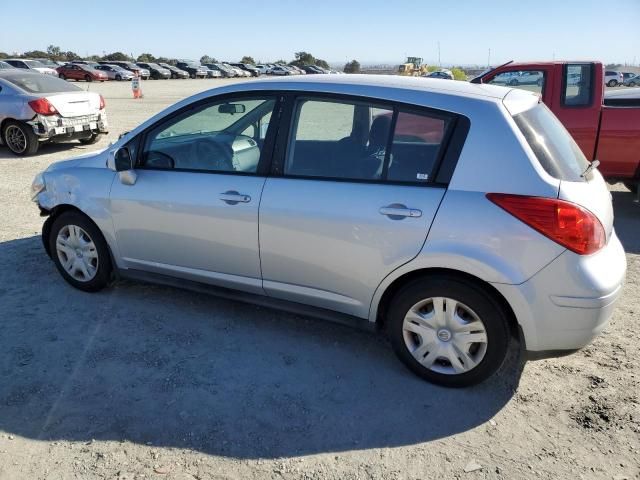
31 172 46 201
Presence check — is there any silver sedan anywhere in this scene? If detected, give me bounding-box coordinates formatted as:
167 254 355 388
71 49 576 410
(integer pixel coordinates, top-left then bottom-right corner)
94 64 134 81
0 71 108 155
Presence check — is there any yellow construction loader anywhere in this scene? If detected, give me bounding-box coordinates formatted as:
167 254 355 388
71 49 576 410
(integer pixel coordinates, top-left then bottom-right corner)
398 57 429 76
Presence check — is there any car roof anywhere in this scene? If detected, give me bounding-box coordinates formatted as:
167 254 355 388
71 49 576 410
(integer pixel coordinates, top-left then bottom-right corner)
225 74 513 101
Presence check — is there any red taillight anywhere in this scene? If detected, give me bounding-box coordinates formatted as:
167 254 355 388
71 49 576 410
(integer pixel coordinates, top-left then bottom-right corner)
28 98 58 116
99 95 106 110
486 193 605 255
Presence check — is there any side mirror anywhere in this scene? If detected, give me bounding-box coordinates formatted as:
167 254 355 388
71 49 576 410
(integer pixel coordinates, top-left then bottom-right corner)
107 147 137 185
113 147 133 172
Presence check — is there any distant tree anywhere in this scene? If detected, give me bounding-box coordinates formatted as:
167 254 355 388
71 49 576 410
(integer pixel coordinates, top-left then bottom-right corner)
343 60 361 74
47 45 62 60
23 50 49 59
274 59 287 65
426 65 438 73
605 63 621 69
200 55 218 64
291 51 316 66
137 53 156 62
86 54 101 62
102 51 131 62
315 59 330 70
450 67 467 81
0 52 8 59
62 51 81 61
240 56 256 65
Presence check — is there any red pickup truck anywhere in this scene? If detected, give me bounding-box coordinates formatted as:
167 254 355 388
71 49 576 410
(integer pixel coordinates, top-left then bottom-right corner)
472 61 640 195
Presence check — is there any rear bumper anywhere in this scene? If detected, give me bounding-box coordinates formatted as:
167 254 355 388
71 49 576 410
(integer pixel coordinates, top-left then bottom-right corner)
493 230 627 353
30 112 109 140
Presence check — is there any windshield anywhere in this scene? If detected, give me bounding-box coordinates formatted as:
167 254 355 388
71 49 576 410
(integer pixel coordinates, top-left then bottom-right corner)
513 103 590 181
3 72 82 93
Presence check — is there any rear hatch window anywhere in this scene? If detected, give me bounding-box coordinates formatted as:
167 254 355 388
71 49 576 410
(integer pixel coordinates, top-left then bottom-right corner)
513 103 589 181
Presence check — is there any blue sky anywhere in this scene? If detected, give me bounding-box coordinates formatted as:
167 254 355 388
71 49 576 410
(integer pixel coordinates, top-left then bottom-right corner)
1 0 638 66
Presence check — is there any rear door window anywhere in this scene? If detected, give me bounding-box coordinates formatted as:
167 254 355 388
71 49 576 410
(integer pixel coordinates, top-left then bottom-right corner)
387 110 452 183
563 63 593 107
513 104 590 181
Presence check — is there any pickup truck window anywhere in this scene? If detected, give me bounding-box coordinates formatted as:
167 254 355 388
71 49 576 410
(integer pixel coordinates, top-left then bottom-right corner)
514 104 589 182
563 64 593 107
487 70 545 94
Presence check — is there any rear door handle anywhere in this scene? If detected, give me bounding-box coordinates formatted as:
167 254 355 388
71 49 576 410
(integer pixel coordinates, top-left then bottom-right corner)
220 191 251 205
379 205 422 219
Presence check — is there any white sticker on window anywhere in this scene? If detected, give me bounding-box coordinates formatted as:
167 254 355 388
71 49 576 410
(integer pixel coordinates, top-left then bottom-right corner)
416 173 429 180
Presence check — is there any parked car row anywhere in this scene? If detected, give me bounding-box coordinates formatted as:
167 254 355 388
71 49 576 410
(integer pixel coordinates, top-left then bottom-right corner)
605 70 640 87
0 58 341 82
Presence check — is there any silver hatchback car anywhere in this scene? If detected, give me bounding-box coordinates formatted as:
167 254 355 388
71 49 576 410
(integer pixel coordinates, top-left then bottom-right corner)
32 75 626 387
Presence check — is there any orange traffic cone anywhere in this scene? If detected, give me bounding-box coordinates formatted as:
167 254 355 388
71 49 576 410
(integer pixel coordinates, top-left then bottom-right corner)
132 72 143 99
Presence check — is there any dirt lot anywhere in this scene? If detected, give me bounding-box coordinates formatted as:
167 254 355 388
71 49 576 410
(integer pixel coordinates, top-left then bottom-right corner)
0 79 638 480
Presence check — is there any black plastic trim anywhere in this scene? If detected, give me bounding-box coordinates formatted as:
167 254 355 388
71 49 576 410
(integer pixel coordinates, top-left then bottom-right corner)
119 268 377 332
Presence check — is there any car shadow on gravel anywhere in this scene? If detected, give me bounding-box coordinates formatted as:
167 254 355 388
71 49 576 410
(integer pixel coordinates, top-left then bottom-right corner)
612 191 640 254
0 235 522 458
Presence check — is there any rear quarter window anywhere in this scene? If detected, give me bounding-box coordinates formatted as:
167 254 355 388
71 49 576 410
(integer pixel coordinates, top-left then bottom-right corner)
513 104 589 181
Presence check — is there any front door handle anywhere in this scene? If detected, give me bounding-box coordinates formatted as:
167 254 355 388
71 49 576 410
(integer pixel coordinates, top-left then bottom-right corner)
379 204 422 220
220 191 251 205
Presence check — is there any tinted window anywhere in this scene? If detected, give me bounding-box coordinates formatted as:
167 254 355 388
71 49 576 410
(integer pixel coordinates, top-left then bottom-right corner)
513 104 589 181
563 63 593 107
143 97 276 173
285 98 393 180
487 70 545 94
387 111 451 183
3 73 81 93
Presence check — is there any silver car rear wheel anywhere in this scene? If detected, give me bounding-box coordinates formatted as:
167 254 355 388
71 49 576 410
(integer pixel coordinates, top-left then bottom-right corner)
5 125 27 153
402 297 488 375
55 225 99 282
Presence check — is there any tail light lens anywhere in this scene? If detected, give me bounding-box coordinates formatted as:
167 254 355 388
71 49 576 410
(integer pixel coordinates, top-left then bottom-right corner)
486 193 605 255
28 98 58 116
99 95 106 110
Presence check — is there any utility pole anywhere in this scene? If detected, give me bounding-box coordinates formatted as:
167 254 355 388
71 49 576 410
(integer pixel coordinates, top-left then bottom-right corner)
438 41 441 67
487 48 491 68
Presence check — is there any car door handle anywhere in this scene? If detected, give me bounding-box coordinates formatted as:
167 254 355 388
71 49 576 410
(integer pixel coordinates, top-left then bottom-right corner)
379 205 422 219
220 191 251 205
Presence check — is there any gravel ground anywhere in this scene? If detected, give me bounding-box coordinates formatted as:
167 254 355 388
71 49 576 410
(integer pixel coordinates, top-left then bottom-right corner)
0 79 638 480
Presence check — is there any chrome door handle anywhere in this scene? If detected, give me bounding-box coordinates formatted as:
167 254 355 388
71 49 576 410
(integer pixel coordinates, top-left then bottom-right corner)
379 205 422 219
220 191 251 205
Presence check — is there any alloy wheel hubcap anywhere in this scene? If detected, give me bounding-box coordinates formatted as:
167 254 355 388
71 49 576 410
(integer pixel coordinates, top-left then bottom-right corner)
5 126 27 153
55 225 99 282
402 297 488 375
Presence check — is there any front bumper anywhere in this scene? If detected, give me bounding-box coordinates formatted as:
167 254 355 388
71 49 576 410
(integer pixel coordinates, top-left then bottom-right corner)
30 112 109 140
493 230 627 354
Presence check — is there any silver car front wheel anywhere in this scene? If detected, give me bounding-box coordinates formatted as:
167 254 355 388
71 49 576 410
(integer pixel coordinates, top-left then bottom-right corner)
402 297 488 375
55 225 99 282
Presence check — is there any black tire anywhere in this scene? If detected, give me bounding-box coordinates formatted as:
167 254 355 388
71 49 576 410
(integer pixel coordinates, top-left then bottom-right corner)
387 275 511 387
59 73 66 81
2 120 39 156
607 80 617 87
85 74 92 82
624 182 638 194
48 211 112 292
79 133 100 145
115 74 122 81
